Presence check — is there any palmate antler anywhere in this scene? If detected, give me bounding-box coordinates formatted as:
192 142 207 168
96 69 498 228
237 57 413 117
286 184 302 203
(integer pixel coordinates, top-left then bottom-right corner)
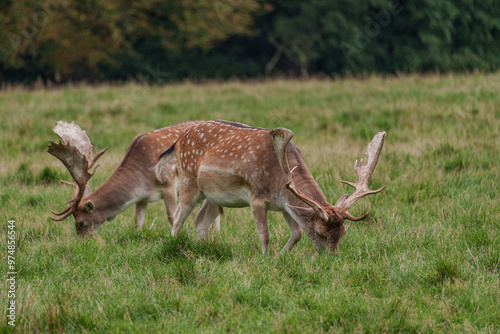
337 132 386 221
48 121 107 221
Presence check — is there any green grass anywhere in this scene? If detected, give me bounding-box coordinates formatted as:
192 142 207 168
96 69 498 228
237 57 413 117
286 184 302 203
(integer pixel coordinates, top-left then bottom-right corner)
1 73 499 333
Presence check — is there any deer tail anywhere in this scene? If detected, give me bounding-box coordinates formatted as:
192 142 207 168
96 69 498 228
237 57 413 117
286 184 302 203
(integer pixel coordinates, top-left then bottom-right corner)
155 143 176 182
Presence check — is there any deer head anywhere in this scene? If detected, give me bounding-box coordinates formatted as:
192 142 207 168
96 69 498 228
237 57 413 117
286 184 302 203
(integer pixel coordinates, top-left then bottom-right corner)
270 128 386 252
48 121 107 236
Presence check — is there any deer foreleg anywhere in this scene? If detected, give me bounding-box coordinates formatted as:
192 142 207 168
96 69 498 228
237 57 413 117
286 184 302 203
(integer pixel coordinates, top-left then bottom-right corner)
194 200 220 240
162 184 177 226
135 201 147 231
251 200 270 255
281 211 303 252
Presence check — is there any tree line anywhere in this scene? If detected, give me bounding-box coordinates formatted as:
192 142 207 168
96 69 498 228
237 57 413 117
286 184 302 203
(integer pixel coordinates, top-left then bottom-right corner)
1 0 499 84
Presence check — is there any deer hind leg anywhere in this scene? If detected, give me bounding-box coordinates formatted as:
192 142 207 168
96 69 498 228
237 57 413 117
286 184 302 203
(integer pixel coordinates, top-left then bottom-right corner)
281 211 303 252
135 201 148 231
211 213 221 233
162 183 177 226
251 199 270 255
172 181 201 237
194 200 220 240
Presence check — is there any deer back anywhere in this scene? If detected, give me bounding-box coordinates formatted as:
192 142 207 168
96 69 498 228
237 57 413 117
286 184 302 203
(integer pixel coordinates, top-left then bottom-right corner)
85 121 203 207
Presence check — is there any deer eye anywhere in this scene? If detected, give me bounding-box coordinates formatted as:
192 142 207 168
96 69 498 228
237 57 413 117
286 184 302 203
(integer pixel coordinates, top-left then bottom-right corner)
315 226 327 238
76 221 84 229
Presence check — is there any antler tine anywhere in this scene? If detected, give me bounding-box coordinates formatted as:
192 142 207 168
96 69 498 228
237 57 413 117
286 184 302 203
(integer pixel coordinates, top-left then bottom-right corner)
51 206 73 216
50 211 74 221
61 180 76 187
50 199 78 221
269 128 329 222
88 148 108 170
337 131 387 220
49 180 77 221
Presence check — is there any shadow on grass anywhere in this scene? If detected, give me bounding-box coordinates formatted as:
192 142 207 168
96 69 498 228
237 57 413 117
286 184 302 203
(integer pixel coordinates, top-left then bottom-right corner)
157 232 233 286
158 232 233 263
428 258 461 285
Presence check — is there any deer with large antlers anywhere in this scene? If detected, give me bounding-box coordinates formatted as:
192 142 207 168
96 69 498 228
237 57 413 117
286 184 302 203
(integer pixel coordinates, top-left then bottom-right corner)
156 120 386 253
49 120 220 237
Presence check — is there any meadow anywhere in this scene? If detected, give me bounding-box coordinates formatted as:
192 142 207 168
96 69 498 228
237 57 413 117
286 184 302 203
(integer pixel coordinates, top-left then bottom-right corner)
0 73 499 333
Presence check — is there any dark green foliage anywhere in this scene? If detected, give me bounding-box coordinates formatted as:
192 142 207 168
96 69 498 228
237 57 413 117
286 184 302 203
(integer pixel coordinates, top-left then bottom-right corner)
36 167 61 185
1 0 500 83
13 163 34 184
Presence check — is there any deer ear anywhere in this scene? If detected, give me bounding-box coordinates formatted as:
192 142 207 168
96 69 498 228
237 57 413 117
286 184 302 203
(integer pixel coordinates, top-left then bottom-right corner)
286 204 315 219
83 201 95 213
83 185 92 198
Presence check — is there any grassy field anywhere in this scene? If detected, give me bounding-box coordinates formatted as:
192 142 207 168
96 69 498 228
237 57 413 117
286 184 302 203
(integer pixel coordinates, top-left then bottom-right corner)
0 73 499 333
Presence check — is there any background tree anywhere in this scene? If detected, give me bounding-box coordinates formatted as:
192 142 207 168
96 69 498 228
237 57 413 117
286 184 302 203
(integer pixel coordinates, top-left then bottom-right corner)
1 0 499 84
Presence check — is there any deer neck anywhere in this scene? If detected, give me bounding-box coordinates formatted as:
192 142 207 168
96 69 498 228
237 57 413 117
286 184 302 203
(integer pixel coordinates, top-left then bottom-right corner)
85 165 150 221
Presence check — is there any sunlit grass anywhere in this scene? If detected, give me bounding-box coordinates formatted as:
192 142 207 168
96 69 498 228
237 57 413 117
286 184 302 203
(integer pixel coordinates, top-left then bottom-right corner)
0 73 499 333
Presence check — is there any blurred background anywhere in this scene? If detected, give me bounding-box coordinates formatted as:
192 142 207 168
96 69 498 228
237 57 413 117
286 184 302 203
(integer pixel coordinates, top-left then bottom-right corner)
1 0 499 85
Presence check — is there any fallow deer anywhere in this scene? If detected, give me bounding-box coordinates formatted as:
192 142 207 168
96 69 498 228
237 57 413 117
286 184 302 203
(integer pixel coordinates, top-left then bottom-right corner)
156 120 385 254
49 120 220 237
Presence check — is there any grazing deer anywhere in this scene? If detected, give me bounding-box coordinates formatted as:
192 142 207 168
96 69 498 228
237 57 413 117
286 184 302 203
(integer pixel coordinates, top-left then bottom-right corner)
156 120 386 254
49 120 220 237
